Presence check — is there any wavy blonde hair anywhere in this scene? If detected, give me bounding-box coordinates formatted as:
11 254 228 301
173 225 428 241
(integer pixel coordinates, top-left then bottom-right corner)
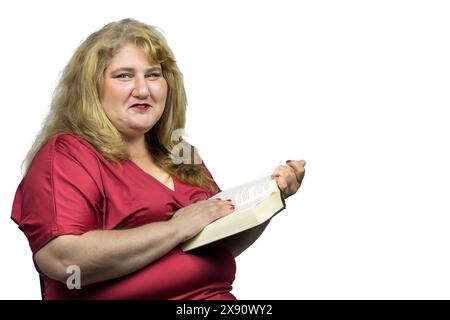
22 18 219 193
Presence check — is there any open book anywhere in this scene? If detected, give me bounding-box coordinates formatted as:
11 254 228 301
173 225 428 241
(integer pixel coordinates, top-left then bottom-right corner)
181 175 286 251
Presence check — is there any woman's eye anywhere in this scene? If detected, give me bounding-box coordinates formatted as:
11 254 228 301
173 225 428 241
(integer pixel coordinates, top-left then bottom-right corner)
147 73 161 78
114 72 161 79
116 73 132 79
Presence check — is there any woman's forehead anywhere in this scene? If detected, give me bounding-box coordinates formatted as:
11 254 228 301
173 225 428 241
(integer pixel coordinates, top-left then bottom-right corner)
108 44 161 69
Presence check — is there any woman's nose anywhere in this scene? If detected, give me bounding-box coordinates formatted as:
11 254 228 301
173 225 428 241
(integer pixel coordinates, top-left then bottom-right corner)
132 76 150 99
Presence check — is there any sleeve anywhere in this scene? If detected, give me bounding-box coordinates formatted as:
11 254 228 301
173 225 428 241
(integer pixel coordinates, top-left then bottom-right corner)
11 135 103 254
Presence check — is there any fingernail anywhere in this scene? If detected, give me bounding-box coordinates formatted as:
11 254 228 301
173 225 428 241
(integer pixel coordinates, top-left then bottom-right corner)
226 199 232 202
286 160 292 163
273 174 280 178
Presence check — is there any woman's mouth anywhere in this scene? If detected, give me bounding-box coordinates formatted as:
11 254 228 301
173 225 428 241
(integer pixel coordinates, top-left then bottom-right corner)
129 103 151 111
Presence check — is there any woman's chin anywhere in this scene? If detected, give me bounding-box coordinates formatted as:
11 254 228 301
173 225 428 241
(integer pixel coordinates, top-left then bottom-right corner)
121 124 154 138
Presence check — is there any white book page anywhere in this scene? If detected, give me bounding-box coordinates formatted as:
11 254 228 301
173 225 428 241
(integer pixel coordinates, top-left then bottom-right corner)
210 175 277 213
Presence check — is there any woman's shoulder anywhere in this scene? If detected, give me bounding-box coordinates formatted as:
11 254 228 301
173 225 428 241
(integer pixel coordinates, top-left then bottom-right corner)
31 132 103 171
50 132 100 155
49 132 93 148
23 132 105 189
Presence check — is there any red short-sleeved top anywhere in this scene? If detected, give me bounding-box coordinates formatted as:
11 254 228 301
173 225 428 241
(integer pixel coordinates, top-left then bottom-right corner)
11 133 236 300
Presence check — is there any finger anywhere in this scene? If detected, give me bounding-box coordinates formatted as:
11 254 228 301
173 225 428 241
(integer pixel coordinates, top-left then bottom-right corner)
204 199 234 212
275 165 297 184
289 159 306 167
209 204 234 223
285 160 306 183
286 160 306 173
208 198 233 204
271 164 292 177
206 200 234 214
271 168 296 195
279 166 300 191
216 200 235 209
278 164 296 175
273 175 289 197
221 202 235 216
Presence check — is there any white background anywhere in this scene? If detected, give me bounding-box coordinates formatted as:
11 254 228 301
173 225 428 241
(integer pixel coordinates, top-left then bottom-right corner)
1 0 449 299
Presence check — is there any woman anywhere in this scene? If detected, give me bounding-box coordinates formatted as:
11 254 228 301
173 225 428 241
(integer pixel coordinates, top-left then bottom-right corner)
11 18 306 300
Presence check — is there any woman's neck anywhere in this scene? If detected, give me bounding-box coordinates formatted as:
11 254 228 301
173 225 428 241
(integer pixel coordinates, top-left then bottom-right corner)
125 135 152 161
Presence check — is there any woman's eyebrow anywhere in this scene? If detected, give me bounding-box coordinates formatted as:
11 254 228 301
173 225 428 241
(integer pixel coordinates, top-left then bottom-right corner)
111 66 162 73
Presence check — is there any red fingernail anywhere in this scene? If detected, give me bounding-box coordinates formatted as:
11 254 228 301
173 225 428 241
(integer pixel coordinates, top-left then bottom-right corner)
226 199 232 202
286 160 293 163
273 174 280 178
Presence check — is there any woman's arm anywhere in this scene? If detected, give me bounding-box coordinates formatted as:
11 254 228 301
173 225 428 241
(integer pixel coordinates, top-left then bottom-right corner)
221 219 271 258
34 198 234 287
34 220 182 287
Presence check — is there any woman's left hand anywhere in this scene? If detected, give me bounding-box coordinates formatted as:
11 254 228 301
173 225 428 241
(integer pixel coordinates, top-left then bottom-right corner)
271 160 306 199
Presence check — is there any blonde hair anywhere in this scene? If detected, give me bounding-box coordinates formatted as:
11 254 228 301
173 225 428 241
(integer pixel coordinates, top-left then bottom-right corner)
22 18 219 193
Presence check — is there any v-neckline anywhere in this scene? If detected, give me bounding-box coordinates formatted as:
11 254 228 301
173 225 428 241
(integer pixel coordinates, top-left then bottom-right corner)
126 159 177 193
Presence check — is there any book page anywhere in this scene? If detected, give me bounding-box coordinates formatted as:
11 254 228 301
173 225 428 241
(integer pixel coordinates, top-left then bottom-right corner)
209 175 277 212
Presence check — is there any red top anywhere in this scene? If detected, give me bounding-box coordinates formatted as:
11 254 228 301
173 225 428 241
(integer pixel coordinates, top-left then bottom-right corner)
11 133 236 300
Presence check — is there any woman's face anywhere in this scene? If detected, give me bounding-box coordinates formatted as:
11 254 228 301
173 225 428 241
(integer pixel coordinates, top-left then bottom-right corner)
100 43 168 139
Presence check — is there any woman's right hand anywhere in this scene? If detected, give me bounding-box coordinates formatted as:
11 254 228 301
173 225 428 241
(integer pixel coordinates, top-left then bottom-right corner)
169 199 235 243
